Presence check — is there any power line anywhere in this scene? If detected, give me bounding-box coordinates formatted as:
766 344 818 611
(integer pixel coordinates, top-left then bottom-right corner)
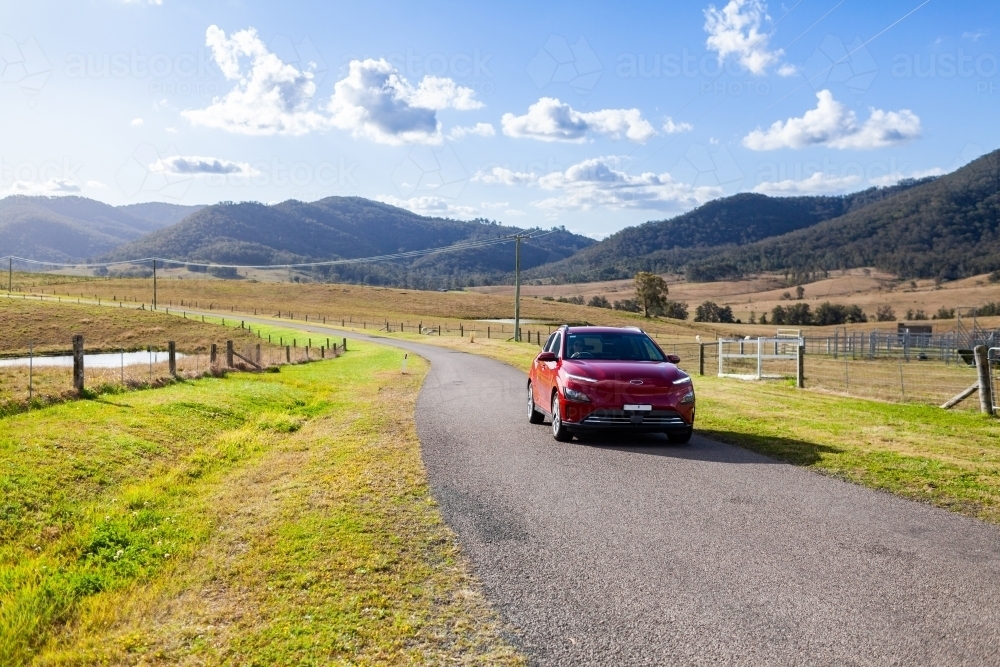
0 229 556 272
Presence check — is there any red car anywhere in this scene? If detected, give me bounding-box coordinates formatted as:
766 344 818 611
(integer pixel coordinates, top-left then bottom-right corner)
527 325 695 443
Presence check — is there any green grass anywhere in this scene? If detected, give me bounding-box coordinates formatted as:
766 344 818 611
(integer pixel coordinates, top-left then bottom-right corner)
1 341 521 665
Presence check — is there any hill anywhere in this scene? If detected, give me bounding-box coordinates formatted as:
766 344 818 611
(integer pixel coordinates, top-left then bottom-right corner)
525 180 930 283
102 196 595 288
0 196 199 262
686 149 1000 282
117 202 204 227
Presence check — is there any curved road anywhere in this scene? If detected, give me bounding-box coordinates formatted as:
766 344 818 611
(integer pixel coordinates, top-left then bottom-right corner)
231 318 1000 664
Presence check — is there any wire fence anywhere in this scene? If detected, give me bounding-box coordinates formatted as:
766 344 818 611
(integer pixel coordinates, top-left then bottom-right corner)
697 339 986 409
0 337 341 411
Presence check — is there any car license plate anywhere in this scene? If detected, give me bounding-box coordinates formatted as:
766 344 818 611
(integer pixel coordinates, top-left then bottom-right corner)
624 404 652 411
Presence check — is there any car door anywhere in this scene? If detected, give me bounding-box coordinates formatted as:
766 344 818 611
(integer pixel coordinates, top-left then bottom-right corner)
536 332 562 407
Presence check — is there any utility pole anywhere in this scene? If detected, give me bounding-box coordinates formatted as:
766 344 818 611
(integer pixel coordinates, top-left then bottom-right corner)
8 257 11 293
152 259 157 310
513 234 526 342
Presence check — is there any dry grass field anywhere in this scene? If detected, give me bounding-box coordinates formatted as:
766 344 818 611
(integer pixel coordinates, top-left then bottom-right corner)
0 295 269 356
7 267 1000 345
473 268 1000 332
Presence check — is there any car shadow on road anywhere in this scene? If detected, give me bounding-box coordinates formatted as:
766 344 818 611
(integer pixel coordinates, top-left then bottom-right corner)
574 430 842 466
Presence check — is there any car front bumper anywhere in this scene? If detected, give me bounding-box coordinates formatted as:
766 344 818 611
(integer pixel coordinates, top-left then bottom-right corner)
564 408 692 432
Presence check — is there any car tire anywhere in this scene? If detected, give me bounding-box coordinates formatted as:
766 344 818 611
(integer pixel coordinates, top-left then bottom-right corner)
666 427 693 444
551 393 573 442
527 382 545 424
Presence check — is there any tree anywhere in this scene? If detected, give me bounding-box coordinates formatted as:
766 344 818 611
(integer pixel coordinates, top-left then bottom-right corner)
875 305 896 322
634 272 669 318
660 300 689 320
795 285 805 300
694 301 734 323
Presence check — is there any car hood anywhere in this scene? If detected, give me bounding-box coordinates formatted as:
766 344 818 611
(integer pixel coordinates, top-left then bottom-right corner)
562 360 686 386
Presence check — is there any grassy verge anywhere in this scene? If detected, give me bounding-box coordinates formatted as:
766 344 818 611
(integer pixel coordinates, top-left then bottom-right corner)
1 341 521 665
0 296 269 356
316 327 1000 524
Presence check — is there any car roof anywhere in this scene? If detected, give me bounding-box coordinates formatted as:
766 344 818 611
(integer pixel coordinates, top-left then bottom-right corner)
560 325 644 334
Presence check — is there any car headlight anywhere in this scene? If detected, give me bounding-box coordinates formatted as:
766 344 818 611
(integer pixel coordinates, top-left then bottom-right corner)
563 386 591 403
680 390 695 405
672 375 692 385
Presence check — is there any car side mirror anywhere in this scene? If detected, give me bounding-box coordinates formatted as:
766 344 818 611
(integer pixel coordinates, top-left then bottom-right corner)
666 354 681 364
537 351 557 362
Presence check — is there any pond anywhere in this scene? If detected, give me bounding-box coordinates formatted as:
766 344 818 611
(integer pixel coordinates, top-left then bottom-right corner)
0 351 186 368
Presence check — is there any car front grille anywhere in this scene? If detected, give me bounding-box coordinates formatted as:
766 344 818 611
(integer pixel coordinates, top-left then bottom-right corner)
581 409 687 427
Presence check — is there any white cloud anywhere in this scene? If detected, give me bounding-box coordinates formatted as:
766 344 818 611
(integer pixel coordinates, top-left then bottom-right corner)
328 58 482 145
868 167 945 187
501 97 657 143
131 118 144 126
777 63 798 77
704 0 784 75
532 157 721 213
86 180 106 188
742 90 922 150
963 29 987 42
752 172 861 195
472 166 538 185
449 122 496 140
149 155 257 176
165 127 178 133
7 179 81 196
182 25 328 136
662 117 693 134
377 195 478 218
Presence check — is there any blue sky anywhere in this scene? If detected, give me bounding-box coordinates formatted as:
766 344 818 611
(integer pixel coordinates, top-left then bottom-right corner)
1 0 997 238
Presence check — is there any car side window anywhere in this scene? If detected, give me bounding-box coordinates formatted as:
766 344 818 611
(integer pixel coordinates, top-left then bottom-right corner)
543 333 556 352
552 333 563 358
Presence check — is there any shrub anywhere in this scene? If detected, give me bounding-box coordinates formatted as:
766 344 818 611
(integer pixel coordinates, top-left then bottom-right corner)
933 307 956 320
587 295 611 309
659 300 689 320
613 298 641 313
875 305 896 322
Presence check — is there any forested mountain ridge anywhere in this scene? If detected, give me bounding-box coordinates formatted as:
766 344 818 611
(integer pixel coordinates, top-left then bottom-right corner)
0 196 197 262
525 178 932 283
102 196 595 288
685 149 1000 282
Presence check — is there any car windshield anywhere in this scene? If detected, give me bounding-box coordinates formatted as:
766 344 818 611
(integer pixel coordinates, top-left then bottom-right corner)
564 332 665 362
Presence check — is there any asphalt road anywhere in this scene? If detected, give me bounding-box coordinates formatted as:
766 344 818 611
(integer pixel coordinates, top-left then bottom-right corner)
226 320 1000 665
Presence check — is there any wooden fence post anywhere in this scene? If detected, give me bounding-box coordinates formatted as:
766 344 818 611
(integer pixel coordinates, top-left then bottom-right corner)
975 345 994 416
285 346 291 363
796 343 805 388
168 341 177 376
226 340 234 367
72 334 85 396
210 343 217 365
698 343 705 376
255 344 261 365
342 337 348 352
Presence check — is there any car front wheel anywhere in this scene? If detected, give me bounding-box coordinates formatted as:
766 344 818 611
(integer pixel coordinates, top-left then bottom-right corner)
666 427 693 444
551 393 572 442
527 382 545 424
